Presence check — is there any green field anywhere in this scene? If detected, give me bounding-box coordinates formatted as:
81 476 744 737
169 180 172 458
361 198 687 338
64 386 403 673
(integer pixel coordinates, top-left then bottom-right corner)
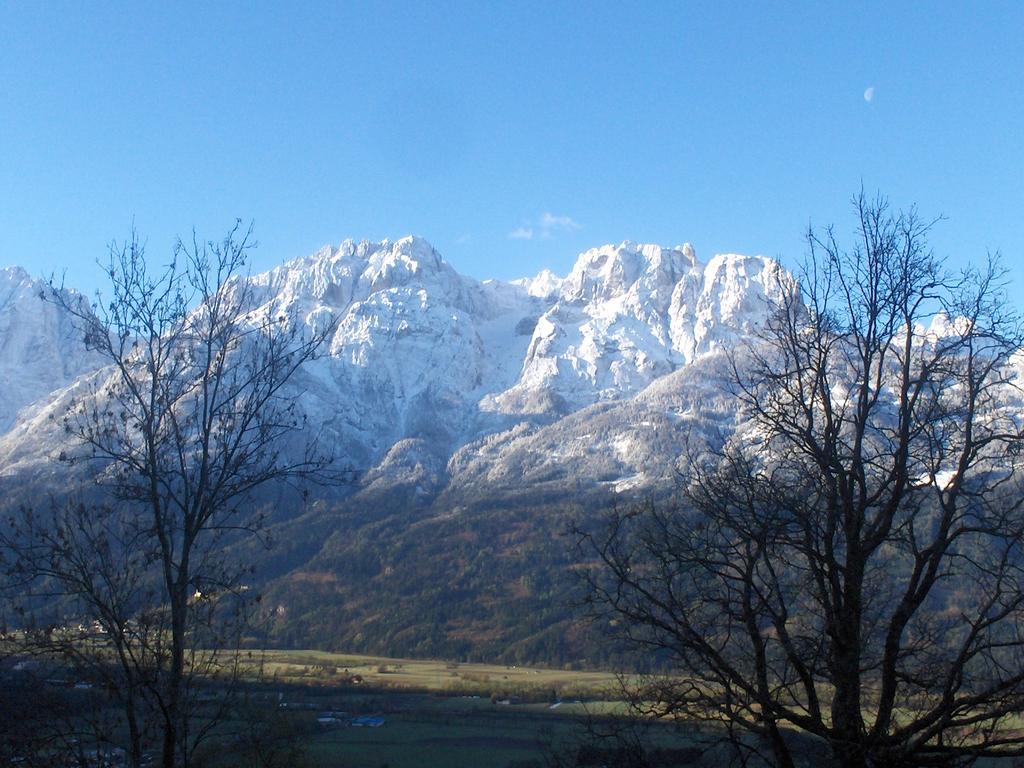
251 648 625 700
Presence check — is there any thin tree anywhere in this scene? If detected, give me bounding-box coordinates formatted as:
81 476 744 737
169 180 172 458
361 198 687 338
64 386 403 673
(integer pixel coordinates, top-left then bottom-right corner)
2 222 335 768
578 193 1024 767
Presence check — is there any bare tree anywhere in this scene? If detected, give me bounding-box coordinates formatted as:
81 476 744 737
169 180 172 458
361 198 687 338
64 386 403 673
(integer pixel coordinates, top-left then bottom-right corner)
2 223 335 768
579 193 1024 767
3 499 165 767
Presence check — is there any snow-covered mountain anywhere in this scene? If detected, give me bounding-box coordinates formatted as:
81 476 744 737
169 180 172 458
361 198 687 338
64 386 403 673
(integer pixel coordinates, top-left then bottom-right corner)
488 241 786 415
0 237 787 493
0 267 105 433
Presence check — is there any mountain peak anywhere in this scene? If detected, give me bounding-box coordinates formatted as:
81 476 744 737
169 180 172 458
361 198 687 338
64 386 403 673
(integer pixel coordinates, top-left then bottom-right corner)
363 235 447 282
512 268 563 300
252 235 465 312
1 265 33 285
327 235 441 267
561 241 698 303
1 266 43 303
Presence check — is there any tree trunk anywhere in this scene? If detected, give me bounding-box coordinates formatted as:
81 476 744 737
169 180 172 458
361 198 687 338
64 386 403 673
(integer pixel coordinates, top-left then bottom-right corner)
162 579 188 768
126 690 143 768
831 560 866 768
766 720 796 768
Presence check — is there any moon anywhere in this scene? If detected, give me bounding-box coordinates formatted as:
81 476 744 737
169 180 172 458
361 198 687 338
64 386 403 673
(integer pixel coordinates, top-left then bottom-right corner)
864 86 875 103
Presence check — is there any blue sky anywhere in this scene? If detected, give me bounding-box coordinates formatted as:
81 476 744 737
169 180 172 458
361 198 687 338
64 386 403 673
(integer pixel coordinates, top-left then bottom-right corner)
1 2 1022 295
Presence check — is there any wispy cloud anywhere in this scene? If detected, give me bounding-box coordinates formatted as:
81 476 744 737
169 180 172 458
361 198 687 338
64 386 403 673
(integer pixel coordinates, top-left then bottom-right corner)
539 212 581 233
509 212 580 241
456 233 473 244
508 226 534 240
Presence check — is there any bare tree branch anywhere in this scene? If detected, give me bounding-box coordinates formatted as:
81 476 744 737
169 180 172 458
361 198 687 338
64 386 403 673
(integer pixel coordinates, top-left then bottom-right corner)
578 192 1024 768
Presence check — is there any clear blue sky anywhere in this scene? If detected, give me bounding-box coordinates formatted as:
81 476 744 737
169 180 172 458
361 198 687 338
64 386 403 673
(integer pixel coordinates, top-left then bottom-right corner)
1 1 1022 295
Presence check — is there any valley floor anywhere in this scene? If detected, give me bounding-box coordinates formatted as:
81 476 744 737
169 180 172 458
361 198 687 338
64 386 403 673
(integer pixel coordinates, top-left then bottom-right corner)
252 648 623 699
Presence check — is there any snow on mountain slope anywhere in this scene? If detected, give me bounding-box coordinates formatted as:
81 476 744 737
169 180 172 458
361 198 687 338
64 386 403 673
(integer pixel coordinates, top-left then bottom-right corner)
0 237 786 494
0 267 105 433
446 351 741 495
